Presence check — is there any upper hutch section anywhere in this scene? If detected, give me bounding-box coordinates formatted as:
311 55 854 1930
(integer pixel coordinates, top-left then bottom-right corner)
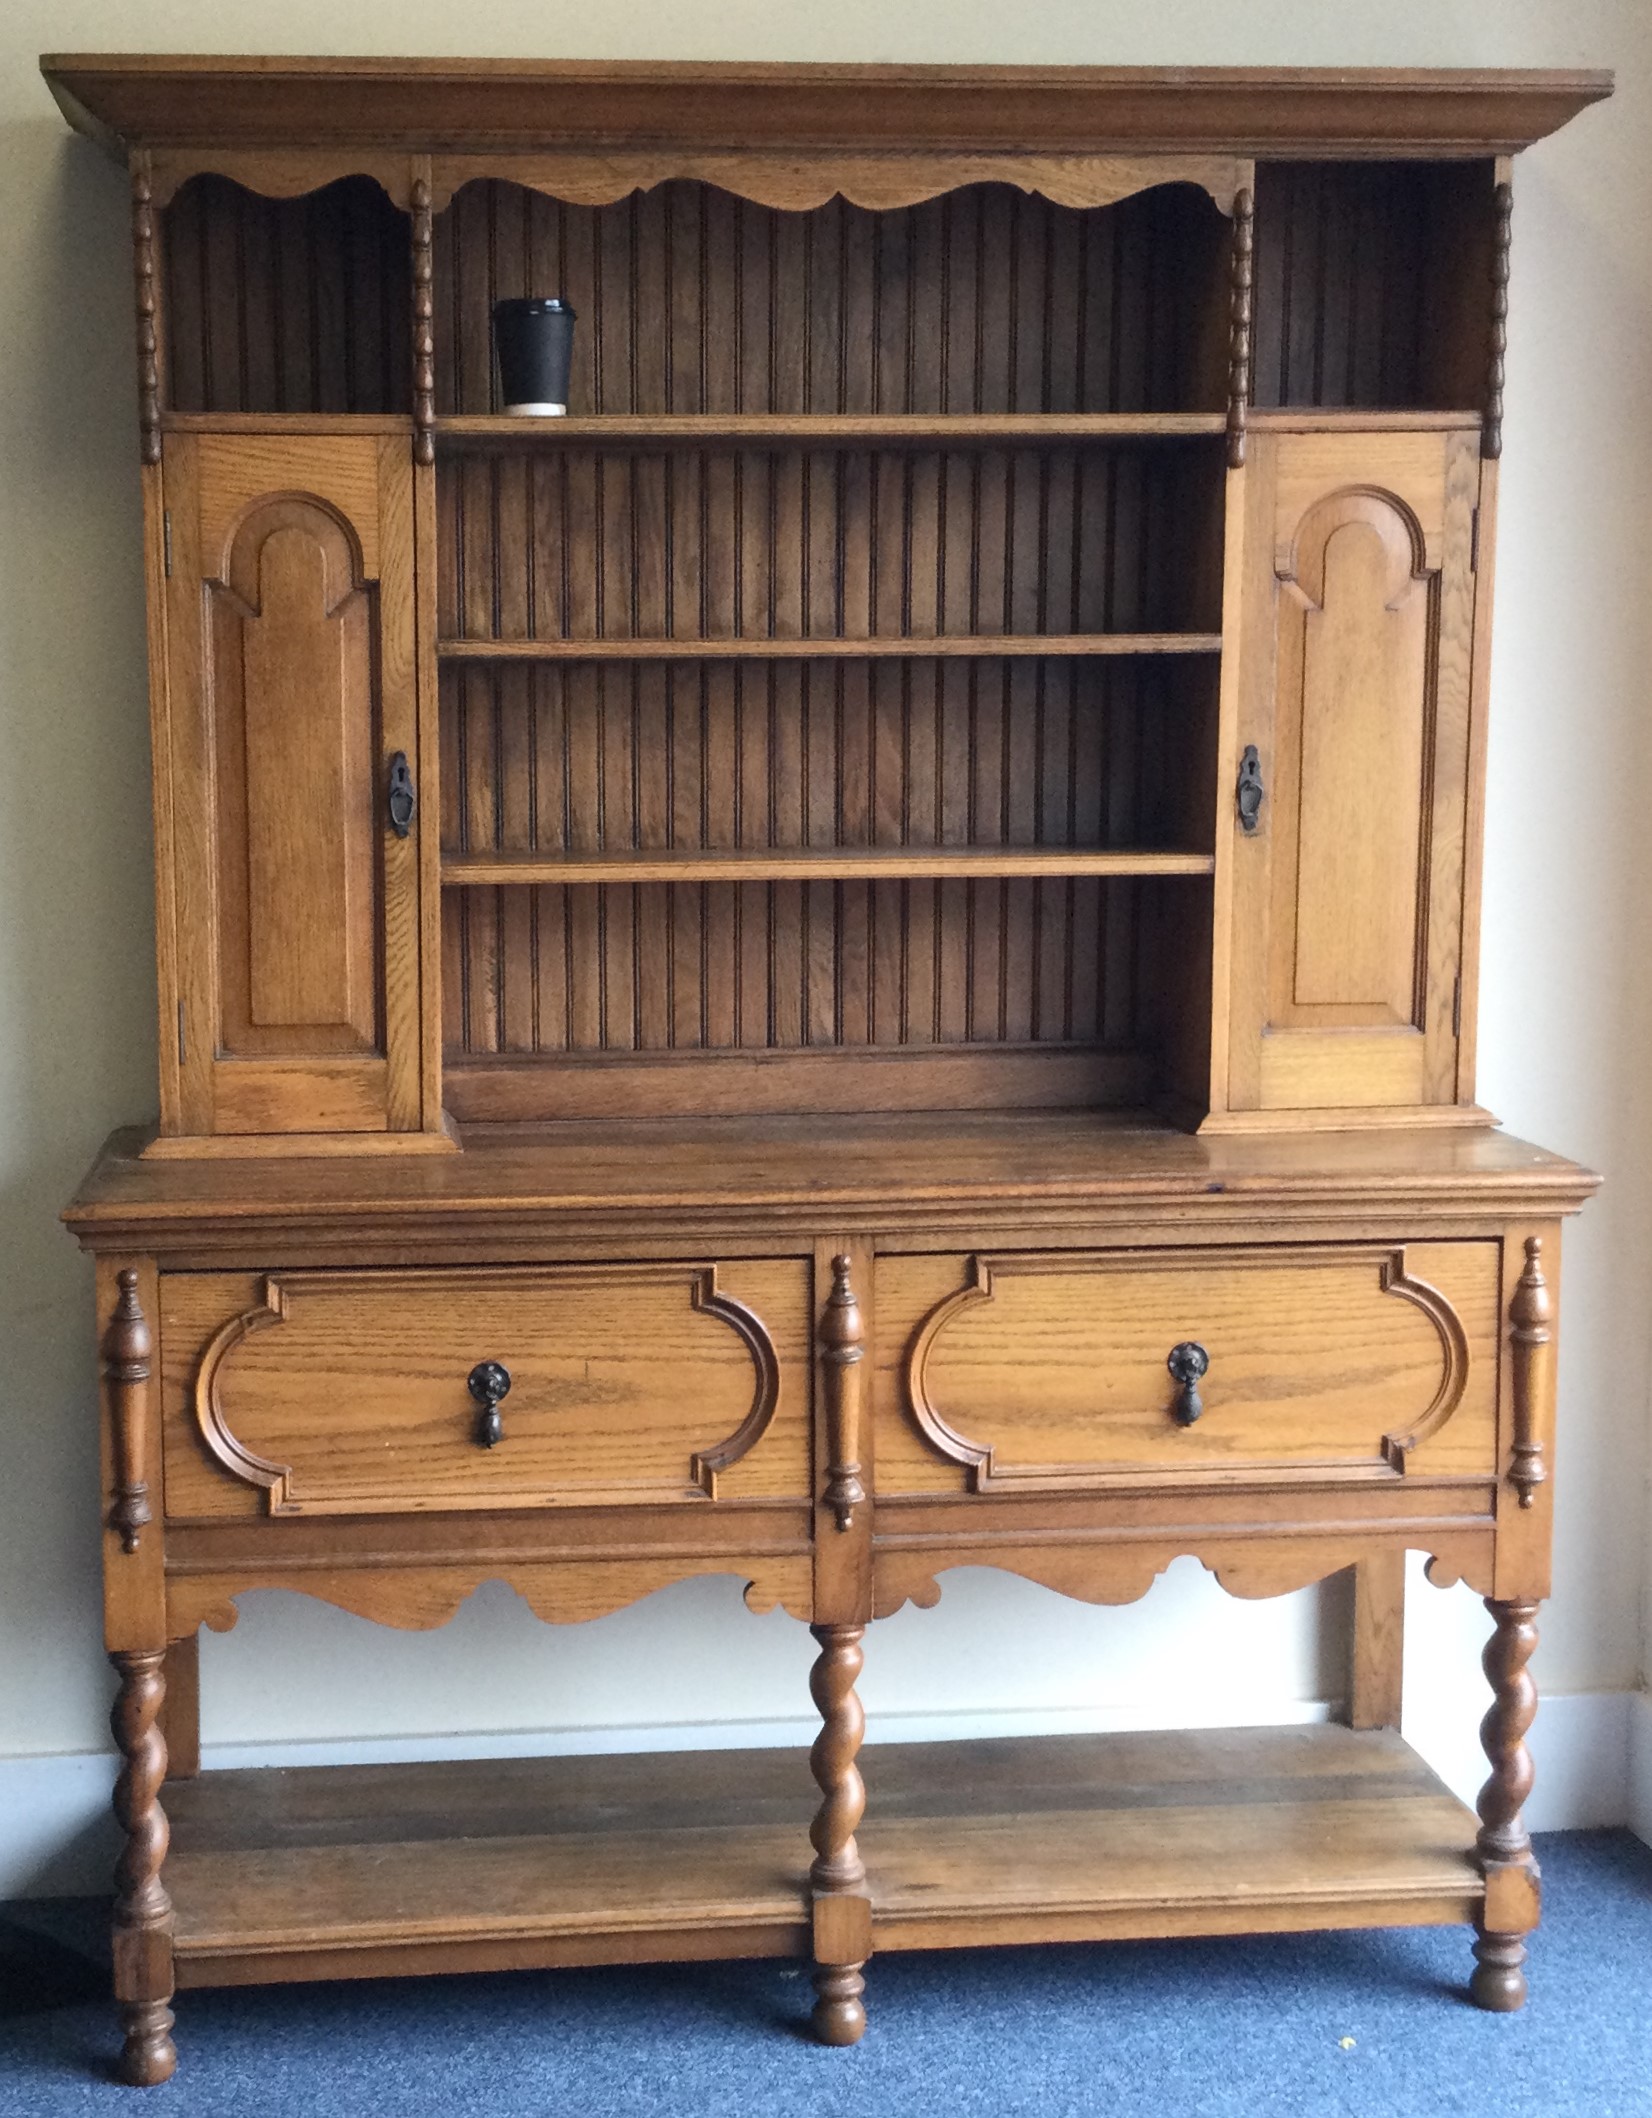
41 58 1610 1155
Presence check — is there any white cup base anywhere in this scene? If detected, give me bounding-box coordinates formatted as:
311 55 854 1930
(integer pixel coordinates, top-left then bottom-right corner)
502 402 568 416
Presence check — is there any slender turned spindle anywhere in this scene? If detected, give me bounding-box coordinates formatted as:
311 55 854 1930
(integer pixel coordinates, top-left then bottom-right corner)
1471 1598 1540 2012
131 156 160 466
110 1647 176 2084
808 1623 868 2044
1226 185 1255 469
411 172 436 466
1484 181 1512 460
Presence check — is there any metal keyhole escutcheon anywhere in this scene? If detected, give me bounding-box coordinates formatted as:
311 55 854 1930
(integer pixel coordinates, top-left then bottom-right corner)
1236 746 1265 834
468 1360 512 1448
1167 1342 1210 1426
387 751 417 838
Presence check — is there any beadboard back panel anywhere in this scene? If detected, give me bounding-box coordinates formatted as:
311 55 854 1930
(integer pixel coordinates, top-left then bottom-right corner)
433 180 1233 418
444 875 1153 1060
163 175 413 416
1252 161 1495 412
438 658 1215 862
438 654 1216 1112
156 166 1495 426
434 439 1225 646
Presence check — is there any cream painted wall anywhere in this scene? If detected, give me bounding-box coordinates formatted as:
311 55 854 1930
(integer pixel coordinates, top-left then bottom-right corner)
2 0 1649 1890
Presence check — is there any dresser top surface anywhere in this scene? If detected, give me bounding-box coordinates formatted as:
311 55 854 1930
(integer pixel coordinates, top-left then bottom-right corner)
63 1116 1599 1248
42 55 1611 163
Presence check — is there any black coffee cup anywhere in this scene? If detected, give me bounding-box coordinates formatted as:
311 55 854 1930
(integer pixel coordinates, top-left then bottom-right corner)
493 298 577 415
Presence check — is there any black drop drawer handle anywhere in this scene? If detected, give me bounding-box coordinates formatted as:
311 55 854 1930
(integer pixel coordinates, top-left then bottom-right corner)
1167 1342 1209 1426
468 1361 512 1447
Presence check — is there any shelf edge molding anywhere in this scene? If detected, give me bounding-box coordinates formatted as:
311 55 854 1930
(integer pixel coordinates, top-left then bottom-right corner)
434 413 1232 446
440 849 1218 886
436 635 1226 663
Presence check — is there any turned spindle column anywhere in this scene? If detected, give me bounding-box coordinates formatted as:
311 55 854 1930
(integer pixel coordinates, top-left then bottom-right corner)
110 1647 176 2085
1471 1597 1541 2012
808 1622 870 2045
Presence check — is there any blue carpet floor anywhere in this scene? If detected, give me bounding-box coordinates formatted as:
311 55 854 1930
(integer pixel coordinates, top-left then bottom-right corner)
3 1831 1649 2118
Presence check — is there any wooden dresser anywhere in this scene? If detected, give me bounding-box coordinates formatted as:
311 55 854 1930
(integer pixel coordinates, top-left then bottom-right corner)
47 55 1607 2087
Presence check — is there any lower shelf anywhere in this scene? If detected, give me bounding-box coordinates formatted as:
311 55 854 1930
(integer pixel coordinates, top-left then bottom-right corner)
165 1725 1482 1990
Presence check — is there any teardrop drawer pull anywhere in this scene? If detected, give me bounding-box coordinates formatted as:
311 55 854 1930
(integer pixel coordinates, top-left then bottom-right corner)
1166 1342 1210 1426
468 1360 512 1447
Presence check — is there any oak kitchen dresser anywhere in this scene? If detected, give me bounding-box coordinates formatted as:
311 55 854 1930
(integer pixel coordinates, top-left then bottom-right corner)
45 54 1608 2087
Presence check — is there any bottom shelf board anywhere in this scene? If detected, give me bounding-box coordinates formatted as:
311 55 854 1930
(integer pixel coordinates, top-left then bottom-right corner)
165 1725 1482 1989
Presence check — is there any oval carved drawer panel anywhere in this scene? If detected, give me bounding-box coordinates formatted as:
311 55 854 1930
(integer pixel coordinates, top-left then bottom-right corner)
875 1242 1502 1495
159 1261 811 1518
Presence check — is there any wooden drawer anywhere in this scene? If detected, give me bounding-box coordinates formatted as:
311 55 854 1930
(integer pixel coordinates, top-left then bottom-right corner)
160 1260 812 1518
875 1242 1502 1495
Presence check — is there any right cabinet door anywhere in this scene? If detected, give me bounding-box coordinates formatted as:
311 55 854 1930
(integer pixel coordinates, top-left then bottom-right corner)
1224 428 1481 1116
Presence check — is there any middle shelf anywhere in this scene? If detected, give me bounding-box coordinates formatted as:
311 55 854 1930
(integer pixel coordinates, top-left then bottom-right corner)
437 635 1225 663
441 847 1216 886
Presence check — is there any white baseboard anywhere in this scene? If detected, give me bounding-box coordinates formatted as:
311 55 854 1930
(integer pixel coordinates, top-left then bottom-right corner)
0 1753 120 1901
1 1690 1637 1904
1630 1689 1652 1849
1406 1686 1632 1832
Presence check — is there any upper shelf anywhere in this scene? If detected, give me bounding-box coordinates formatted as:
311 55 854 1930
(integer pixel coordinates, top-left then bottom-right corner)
437 414 1229 449
43 58 1611 162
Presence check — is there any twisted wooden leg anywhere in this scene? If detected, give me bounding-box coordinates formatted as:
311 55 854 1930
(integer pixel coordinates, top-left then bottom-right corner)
1471 1598 1541 2013
110 1648 176 2085
808 1623 870 2045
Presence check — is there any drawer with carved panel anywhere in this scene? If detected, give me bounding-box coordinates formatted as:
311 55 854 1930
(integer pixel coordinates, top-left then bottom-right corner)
158 1260 813 1519
873 1243 1504 1496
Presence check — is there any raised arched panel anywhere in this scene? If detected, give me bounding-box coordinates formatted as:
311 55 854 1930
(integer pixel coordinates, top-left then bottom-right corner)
1222 427 1480 1118
211 498 380 1058
1272 489 1430 1029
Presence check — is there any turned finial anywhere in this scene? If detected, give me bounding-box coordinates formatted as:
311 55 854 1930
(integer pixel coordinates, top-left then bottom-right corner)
821 1256 866 1533
104 1269 154 1553
1508 1235 1550 1508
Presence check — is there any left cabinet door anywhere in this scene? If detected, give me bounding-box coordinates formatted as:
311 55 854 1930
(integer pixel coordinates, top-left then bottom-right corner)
158 433 423 1140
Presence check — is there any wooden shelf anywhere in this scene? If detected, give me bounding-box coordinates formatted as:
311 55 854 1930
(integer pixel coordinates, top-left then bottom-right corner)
159 1726 1481 1989
1247 408 1483 432
441 848 1216 886
436 412 1229 447
152 408 1478 444
437 635 1225 663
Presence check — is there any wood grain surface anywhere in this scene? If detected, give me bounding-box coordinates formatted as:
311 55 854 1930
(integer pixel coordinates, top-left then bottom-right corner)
878 1239 1499 1495
43 58 1611 167
153 1725 1480 1989
45 52 1609 2072
160 1259 811 1518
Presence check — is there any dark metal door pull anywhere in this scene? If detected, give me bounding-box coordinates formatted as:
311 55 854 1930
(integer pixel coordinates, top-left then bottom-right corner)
468 1360 512 1447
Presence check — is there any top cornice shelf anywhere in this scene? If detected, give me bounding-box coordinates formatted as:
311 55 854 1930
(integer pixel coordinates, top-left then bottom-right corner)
42 56 1612 163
